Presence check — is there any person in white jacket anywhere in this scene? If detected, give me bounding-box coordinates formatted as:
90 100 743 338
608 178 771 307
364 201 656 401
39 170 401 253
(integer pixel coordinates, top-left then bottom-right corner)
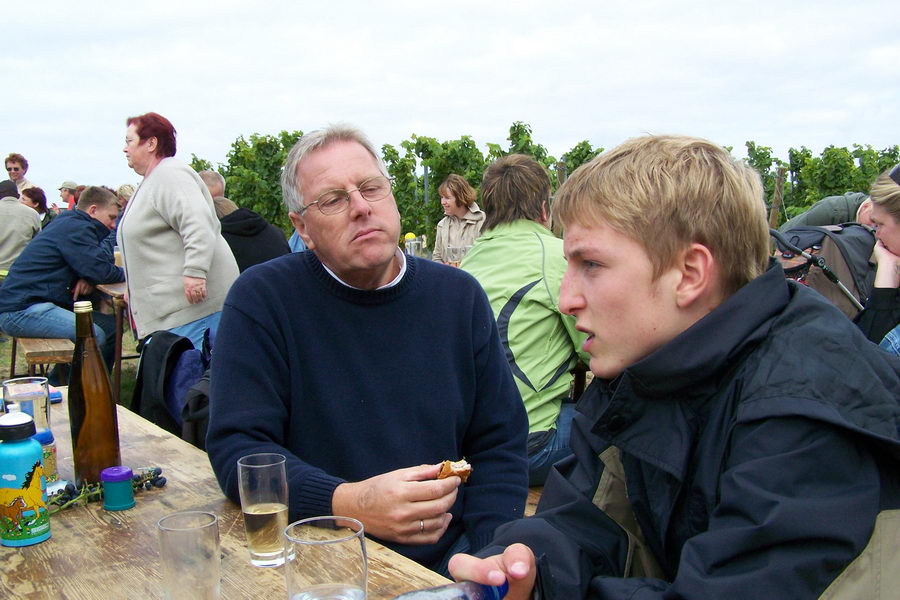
432 174 484 264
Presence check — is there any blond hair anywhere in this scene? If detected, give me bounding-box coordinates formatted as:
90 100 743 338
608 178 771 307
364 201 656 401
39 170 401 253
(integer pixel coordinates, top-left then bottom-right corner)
869 166 900 221
552 135 770 296
213 196 239 219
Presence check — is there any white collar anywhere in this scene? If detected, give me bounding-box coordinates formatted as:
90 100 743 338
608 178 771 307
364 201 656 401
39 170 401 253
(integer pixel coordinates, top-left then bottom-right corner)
321 248 407 290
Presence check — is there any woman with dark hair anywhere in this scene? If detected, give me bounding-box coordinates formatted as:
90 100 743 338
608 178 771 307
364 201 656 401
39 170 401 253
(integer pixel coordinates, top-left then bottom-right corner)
118 111 238 348
432 174 484 264
20 186 55 228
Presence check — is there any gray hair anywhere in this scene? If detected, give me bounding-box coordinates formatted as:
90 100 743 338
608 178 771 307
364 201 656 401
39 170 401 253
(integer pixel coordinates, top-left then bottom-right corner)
198 170 226 196
281 123 388 214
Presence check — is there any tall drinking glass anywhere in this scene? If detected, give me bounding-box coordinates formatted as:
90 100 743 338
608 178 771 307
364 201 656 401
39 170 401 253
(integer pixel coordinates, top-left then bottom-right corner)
404 239 423 257
445 246 462 267
157 511 221 600
284 516 367 600
237 452 289 566
3 377 49 428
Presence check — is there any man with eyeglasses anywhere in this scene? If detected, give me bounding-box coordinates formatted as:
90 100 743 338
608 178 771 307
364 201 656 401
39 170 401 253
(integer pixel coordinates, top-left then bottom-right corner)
5 153 35 195
206 124 528 575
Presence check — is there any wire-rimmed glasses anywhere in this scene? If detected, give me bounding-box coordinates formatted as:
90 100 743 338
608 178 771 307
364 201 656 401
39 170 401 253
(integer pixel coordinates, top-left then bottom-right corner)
300 176 393 215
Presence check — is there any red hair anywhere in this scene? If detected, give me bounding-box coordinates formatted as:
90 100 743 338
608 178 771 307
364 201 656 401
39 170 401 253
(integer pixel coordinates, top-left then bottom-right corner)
126 112 177 158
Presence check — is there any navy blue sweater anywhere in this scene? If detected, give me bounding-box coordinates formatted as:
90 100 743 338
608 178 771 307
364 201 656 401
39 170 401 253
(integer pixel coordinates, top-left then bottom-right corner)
206 251 529 569
0 209 124 314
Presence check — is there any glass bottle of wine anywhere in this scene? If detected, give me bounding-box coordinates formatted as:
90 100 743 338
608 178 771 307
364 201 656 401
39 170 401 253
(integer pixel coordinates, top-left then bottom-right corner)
68 300 121 486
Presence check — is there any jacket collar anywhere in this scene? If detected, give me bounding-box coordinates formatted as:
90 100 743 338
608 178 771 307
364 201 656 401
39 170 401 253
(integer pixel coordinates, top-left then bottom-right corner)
477 219 552 241
590 261 789 480
59 208 114 241
457 203 485 224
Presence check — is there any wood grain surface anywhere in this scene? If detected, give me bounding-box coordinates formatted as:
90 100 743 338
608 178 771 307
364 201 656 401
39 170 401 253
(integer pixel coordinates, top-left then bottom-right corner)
0 391 449 599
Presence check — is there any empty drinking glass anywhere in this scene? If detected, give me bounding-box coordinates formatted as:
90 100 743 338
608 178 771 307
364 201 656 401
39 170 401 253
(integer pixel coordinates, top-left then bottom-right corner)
284 516 367 600
157 511 221 600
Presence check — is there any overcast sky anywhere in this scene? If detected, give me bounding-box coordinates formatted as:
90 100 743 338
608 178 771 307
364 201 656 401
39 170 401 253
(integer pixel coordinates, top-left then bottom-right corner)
6 0 898 198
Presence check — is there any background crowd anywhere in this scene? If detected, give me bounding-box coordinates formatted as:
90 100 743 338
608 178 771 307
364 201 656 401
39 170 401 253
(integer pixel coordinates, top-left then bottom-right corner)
3 114 900 597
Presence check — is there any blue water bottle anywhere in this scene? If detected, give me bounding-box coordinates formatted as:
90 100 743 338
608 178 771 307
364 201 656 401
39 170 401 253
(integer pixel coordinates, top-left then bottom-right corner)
391 581 509 599
0 412 51 546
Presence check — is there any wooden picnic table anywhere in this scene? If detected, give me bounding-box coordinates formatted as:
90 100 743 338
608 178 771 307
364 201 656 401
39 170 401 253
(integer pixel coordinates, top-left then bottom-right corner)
0 390 450 598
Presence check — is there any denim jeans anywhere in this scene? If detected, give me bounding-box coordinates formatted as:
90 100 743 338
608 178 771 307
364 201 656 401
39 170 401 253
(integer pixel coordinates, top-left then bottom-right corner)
434 530 471 579
0 302 117 371
168 311 221 350
528 402 576 486
880 323 900 357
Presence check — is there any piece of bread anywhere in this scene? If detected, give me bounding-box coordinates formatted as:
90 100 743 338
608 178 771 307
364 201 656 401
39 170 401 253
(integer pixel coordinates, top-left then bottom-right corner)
438 459 472 483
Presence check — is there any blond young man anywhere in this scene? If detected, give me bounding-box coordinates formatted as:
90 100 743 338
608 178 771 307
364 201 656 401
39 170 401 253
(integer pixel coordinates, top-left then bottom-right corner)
450 135 900 599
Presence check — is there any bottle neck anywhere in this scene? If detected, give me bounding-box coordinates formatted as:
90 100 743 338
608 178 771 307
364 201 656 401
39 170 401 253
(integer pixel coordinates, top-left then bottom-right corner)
75 310 95 339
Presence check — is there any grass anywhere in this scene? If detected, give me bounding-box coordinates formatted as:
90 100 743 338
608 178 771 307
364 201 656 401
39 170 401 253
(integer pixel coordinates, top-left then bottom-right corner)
0 329 140 409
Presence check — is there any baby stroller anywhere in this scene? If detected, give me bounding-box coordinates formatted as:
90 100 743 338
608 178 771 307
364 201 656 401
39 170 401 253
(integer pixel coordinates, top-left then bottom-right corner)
771 224 876 319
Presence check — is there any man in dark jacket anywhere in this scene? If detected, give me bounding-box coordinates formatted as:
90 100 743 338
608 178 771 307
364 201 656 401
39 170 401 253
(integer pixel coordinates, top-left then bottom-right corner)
199 170 290 272
449 135 900 599
0 186 125 372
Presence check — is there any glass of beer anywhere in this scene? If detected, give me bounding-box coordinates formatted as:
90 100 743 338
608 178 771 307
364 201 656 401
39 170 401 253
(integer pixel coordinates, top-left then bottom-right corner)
237 453 289 567
445 246 462 267
113 245 123 267
284 516 367 600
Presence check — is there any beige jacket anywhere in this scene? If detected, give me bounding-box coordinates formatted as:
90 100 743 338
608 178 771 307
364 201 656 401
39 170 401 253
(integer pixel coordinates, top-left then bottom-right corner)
0 196 41 271
117 158 239 338
432 203 485 263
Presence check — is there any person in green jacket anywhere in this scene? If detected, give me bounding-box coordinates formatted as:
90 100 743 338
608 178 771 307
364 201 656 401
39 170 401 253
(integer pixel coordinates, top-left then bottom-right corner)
461 154 589 485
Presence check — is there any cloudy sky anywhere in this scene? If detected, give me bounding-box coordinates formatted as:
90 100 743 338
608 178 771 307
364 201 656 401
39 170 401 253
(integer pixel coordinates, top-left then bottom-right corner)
6 0 898 196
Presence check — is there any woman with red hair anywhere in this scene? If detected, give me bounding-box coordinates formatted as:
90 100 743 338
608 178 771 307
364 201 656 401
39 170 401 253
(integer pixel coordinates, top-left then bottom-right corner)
118 112 238 348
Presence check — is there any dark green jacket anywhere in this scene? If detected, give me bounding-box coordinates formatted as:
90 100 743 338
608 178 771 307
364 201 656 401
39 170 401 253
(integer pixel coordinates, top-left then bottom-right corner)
778 191 869 232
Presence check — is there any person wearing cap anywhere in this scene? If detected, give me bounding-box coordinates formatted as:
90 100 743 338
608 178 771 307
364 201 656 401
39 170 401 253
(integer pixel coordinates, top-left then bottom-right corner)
0 180 41 271
59 181 78 211
5 153 35 196
856 163 900 344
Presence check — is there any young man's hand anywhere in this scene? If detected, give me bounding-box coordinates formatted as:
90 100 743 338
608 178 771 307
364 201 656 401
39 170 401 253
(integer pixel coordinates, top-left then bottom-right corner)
448 543 537 600
72 278 95 300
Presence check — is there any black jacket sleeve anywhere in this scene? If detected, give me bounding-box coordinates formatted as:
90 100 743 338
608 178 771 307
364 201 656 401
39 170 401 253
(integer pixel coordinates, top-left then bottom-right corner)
479 416 883 599
855 287 900 343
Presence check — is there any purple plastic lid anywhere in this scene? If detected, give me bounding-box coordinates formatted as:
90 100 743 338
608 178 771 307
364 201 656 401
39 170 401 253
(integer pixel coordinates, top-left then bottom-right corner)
101 466 133 482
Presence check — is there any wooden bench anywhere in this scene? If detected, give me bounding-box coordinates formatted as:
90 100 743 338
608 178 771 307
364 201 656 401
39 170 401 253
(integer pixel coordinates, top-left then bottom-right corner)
9 337 75 380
